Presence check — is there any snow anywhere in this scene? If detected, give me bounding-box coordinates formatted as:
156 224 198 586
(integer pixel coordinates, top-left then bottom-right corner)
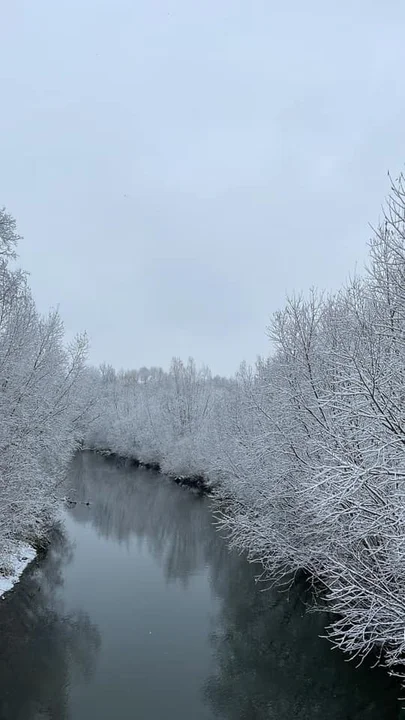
0 543 36 598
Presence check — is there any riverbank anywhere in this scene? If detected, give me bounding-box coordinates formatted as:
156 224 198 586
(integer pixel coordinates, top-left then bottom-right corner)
91 447 213 494
0 543 36 598
0 517 61 599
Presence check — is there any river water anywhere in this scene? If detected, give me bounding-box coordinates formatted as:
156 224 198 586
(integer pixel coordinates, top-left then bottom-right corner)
0 451 402 719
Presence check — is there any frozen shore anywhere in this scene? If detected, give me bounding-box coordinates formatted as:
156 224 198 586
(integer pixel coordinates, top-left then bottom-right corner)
0 543 37 598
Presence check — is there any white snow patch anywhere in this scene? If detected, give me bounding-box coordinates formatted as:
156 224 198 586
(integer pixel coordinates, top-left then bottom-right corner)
0 543 36 598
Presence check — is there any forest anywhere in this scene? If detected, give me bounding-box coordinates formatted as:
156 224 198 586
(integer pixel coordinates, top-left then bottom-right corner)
2 174 405 681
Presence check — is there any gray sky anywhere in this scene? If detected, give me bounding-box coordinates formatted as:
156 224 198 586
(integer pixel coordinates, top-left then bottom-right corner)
1 1 405 376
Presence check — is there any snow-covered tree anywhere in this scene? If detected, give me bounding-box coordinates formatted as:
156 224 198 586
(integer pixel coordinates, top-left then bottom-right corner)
0 208 92 567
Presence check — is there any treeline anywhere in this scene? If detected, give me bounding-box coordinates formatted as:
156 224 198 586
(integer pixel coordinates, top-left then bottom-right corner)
0 209 94 570
86 358 232 480
85 174 405 679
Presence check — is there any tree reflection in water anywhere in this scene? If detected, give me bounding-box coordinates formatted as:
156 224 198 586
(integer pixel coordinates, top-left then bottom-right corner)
0 526 100 720
67 451 227 587
204 556 401 719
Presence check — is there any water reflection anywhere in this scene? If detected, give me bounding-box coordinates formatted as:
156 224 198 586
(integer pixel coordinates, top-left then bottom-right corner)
0 527 100 720
67 451 227 586
205 558 400 719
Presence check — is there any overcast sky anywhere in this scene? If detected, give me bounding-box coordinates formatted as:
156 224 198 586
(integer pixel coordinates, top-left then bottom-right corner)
1 1 405 375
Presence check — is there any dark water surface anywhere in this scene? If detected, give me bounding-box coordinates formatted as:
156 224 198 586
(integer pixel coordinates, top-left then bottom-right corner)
0 451 402 719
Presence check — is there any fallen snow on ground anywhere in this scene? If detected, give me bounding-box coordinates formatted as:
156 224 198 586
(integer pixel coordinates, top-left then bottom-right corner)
0 543 36 598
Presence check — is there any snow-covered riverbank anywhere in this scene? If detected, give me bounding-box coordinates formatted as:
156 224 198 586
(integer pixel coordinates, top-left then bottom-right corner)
0 544 36 598
92 448 212 494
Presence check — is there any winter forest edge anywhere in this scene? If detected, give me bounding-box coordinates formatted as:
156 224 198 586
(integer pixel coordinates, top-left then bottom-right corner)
2 174 405 682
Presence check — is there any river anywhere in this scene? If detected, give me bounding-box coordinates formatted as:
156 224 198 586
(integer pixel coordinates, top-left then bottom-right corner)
0 451 402 719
